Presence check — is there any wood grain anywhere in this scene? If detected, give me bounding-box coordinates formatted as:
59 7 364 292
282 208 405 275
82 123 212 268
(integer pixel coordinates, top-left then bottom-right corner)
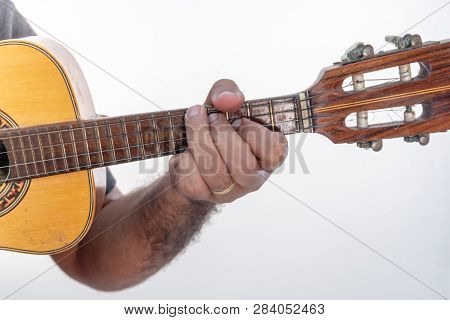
0 38 98 254
310 40 450 144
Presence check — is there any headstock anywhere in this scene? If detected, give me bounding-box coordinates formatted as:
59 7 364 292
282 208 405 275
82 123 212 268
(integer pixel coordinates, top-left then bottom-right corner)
309 34 450 151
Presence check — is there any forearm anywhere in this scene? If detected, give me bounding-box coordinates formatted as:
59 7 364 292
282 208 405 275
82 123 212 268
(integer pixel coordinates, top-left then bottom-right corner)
55 174 215 291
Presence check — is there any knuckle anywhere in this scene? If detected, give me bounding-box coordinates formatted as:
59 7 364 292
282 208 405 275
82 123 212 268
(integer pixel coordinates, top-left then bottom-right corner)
210 173 232 191
240 153 259 175
173 152 194 177
169 155 181 176
248 181 262 193
169 155 178 169
273 134 288 163
241 178 261 193
241 179 263 195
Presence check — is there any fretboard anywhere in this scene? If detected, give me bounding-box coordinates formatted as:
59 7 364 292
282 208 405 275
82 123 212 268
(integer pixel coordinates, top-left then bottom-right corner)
0 92 314 182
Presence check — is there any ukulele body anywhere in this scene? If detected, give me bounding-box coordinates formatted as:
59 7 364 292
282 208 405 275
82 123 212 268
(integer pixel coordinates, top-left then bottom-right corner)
0 37 105 254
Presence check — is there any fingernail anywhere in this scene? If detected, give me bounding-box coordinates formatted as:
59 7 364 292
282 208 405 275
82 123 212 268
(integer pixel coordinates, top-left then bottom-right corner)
231 118 241 130
208 112 219 123
213 90 238 101
186 105 201 118
218 90 236 99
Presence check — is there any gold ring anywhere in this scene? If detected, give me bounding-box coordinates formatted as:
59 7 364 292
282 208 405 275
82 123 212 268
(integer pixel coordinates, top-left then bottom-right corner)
212 182 236 196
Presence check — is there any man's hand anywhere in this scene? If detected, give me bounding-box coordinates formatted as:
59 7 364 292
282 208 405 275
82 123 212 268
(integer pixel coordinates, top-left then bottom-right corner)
53 79 288 291
170 79 288 203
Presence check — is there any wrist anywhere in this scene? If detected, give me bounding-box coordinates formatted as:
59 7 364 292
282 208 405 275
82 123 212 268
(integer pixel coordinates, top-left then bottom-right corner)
163 173 214 210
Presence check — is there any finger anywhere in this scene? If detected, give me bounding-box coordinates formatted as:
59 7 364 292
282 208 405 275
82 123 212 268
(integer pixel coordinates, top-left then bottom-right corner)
208 112 265 191
170 151 211 201
184 105 235 193
204 79 245 112
236 118 288 172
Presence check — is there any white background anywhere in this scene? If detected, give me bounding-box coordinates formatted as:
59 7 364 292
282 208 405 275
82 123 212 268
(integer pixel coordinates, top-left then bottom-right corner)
0 0 449 299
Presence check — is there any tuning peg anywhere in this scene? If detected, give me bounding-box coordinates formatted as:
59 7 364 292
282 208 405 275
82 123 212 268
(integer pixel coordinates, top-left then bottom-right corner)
386 35 424 141
419 134 430 146
357 140 383 152
410 34 423 47
404 134 430 146
342 42 376 148
341 42 375 62
385 34 422 49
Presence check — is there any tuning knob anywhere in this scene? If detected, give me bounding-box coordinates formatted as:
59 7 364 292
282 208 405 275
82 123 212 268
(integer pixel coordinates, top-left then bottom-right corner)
341 42 375 62
385 34 422 49
371 140 383 151
404 134 430 146
357 140 383 152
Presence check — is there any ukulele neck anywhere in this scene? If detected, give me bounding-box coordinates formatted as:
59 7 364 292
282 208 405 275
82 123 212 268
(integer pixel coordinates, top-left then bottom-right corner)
0 92 314 182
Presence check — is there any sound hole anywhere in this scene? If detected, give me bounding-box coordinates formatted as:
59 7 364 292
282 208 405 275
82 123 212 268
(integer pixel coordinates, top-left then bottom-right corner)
0 140 9 185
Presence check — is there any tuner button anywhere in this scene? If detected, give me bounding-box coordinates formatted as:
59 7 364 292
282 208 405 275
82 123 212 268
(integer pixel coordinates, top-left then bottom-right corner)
418 134 430 146
341 42 365 62
362 45 375 58
397 38 409 49
410 34 423 47
385 34 422 49
404 134 430 146
371 140 383 152
356 140 382 151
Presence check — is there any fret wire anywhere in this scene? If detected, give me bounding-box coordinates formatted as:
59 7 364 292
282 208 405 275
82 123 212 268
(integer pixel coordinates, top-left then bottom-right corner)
67 123 80 170
268 99 275 131
0 92 322 181
0 97 316 163
167 111 176 152
106 121 117 163
5 139 187 172
57 129 69 172
4 116 321 174
151 115 162 156
0 95 313 140
35 129 47 174
120 116 132 160
2 146 191 183
45 126 58 172
2 122 297 175
18 131 30 177
80 122 91 167
6 132 19 178
293 94 302 133
0 101 306 142
26 128 38 175
135 116 146 160
2 113 316 161
3 116 313 175
7 131 18 177
93 120 104 166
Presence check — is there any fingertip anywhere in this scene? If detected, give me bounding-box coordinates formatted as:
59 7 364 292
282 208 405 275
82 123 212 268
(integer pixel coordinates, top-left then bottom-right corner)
185 105 208 122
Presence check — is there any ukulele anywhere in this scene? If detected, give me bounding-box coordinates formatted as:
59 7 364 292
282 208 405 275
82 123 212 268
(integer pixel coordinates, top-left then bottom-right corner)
0 35 448 254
